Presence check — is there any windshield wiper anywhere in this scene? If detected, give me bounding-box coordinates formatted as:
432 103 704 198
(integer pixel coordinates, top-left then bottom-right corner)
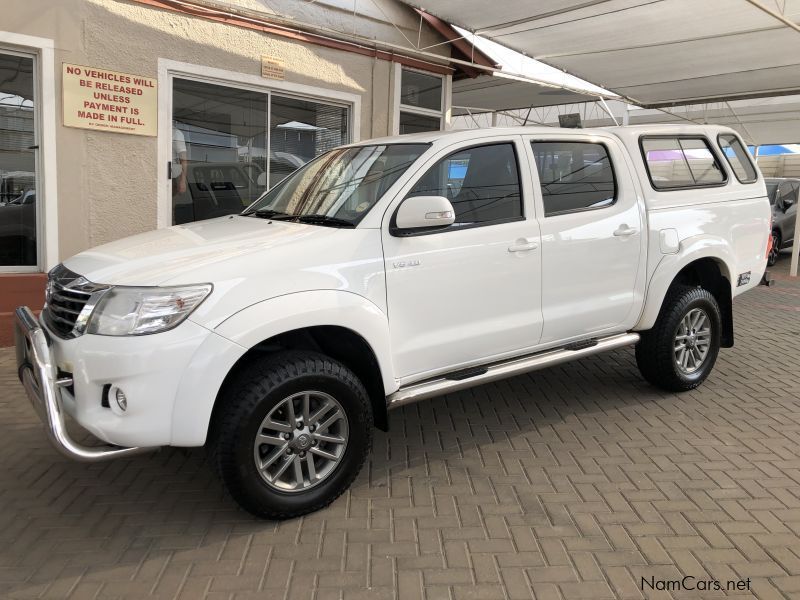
294 214 355 228
250 208 293 219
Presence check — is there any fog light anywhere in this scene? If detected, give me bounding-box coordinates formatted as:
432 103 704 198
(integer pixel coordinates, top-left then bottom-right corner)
115 388 128 412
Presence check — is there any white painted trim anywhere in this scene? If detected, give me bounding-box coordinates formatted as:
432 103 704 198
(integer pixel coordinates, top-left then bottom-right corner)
443 74 453 130
0 32 58 272
389 62 401 136
394 65 448 133
157 58 362 228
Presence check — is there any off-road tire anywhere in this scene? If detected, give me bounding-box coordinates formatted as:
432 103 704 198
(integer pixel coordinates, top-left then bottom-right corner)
210 351 372 519
636 285 722 392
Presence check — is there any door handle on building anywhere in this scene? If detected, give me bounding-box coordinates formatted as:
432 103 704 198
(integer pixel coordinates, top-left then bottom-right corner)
613 225 638 237
508 238 539 252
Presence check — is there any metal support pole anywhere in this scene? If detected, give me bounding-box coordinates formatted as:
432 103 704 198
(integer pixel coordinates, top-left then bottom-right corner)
791 203 800 277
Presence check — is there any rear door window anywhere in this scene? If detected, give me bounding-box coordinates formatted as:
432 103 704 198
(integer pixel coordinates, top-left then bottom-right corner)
641 137 726 189
530 141 617 216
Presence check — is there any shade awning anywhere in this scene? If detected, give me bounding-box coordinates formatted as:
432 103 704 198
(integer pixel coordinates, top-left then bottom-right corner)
452 74 599 115
405 0 800 108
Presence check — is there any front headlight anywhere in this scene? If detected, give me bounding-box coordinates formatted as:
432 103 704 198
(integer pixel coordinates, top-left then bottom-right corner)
87 284 212 336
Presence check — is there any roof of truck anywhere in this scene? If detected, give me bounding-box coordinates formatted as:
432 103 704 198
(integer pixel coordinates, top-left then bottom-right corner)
351 123 742 147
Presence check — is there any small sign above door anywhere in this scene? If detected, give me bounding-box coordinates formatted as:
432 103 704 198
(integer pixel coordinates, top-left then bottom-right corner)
261 56 285 80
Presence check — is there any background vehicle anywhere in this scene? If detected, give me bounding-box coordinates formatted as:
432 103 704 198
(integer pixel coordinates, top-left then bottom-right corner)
765 177 799 266
0 188 36 265
16 125 770 519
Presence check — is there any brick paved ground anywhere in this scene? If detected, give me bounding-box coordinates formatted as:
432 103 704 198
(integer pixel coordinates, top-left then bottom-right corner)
2 257 800 600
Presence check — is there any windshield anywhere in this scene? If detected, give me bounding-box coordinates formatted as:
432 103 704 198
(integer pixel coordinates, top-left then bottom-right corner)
243 143 429 225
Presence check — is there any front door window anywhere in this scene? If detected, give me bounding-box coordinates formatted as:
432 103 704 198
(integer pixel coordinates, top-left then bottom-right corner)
0 51 37 267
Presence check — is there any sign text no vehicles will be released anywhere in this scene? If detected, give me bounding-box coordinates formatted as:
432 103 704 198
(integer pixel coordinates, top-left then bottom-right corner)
62 63 157 136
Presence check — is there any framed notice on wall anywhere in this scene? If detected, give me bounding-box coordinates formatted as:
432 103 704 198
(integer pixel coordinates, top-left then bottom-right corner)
62 63 157 136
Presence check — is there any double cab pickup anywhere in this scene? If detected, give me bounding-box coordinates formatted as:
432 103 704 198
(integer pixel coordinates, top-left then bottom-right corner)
16 124 770 518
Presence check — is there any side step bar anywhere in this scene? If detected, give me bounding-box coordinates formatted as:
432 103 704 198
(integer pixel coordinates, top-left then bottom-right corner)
387 332 640 410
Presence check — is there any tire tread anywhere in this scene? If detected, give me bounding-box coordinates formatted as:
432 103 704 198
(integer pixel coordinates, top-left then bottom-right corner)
209 350 372 519
636 285 721 392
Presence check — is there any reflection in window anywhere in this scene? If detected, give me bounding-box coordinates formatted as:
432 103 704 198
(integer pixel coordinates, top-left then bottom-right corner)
171 80 350 224
270 96 348 187
407 143 522 226
397 68 443 135
0 52 36 266
719 134 757 183
172 79 268 224
246 144 428 225
400 69 442 111
399 112 440 134
642 137 725 189
531 142 616 217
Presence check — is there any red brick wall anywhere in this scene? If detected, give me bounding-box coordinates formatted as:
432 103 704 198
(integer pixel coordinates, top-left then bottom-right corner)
0 274 47 347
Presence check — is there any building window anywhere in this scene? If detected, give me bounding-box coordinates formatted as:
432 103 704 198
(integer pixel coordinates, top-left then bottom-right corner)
270 96 348 187
531 141 617 217
171 78 349 224
398 68 443 134
0 51 37 267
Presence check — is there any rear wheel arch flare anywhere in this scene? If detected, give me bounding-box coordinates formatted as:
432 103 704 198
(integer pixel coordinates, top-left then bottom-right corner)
665 257 733 348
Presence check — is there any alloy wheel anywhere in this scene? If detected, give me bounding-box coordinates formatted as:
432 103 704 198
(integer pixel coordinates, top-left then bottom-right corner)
673 308 712 374
252 391 349 492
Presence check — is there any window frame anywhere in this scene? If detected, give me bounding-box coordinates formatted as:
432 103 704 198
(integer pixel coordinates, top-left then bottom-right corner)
394 65 446 135
0 45 45 273
717 133 758 184
530 139 619 218
639 134 729 191
390 141 525 237
158 59 360 228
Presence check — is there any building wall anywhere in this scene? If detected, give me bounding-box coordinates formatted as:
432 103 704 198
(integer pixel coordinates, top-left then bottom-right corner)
756 154 800 178
1 0 447 260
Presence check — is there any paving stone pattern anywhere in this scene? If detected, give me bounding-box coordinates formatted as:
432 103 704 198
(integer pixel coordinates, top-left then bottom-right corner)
2 258 800 599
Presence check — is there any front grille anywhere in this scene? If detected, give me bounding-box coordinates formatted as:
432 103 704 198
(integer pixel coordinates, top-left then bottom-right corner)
43 264 109 338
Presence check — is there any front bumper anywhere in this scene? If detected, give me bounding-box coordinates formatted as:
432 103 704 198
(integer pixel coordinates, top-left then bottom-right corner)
14 306 156 462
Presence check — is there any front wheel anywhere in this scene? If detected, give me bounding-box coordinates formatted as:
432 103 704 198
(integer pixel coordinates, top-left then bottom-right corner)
210 351 372 519
636 286 722 392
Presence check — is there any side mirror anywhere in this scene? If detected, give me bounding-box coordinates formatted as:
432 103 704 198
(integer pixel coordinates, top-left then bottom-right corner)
394 195 455 231
256 172 267 187
784 197 795 210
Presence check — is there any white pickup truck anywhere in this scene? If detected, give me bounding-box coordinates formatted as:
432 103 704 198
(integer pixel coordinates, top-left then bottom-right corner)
16 124 770 518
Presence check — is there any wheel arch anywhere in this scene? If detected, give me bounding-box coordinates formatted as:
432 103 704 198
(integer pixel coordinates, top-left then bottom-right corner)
211 324 390 434
171 290 395 446
636 239 735 347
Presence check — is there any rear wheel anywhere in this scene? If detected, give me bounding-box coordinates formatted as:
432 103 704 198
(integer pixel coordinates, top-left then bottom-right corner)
636 286 722 392
768 230 781 266
210 351 372 519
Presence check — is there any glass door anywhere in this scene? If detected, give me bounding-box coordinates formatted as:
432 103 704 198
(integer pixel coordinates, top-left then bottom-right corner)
0 50 38 269
170 76 351 225
171 78 268 225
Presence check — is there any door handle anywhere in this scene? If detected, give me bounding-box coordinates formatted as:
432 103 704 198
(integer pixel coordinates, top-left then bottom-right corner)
613 225 638 237
508 238 539 252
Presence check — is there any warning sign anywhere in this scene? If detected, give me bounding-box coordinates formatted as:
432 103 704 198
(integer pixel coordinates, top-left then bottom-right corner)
62 63 157 136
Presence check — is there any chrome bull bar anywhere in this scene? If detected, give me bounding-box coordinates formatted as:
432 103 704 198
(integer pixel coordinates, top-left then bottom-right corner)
14 306 153 462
